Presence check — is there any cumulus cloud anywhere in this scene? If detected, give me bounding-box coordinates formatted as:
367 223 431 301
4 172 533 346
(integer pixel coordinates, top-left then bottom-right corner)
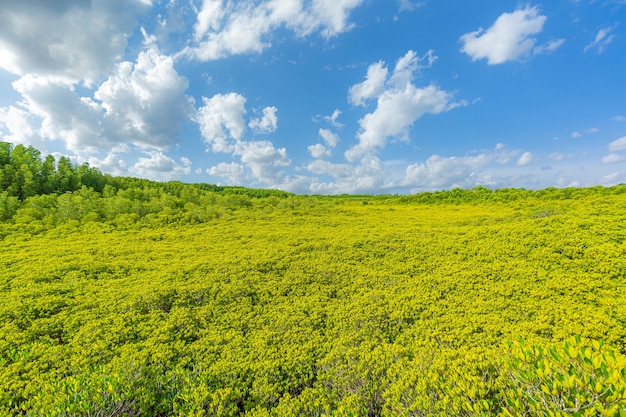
608 136 626 152
345 50 463 162
282 143 552 194
196 91 289 185
0 105 45 149
401 153 495 190
319 128 339 148
308 143 332 158
87 148 130 177
0 0 150 85
197 92 248 152
302 146 539 194
347 84 457 161
305 159 353 178
6 42 194 155
234 140 290 184
307 128 340 158
460 6 560 64
11 75 105 153
517 151 535 166
301 155 390 194
585 27 616 53
185 0 365 61
132 151 192 181
95 43 194 150
207 162 247 185
348 61 388 106
249 106 278 134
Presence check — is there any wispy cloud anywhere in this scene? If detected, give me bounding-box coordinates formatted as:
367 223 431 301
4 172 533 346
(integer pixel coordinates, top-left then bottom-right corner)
608 136 626 152
571 127 599 138
584 27 616 53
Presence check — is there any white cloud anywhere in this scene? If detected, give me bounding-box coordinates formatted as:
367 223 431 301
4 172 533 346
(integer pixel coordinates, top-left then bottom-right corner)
11 75 105 153
87 147 130 177
193 0 225 42
324 109 343 127
398 0 425 12
301 155 390 194
550 152 573 161
319 128 339 147
345 50 463 162
307 128 340 158
6 42 194 154
197 92 248 152
308 143 332 158
0 0 150 85
348 61 388 106
235 140 290 184
348 50 438 108
207 161 247 185
571 127 599 138
296 148 530 194
185 0 365 61
401 153 495 190
460 6 549 64
249 106 278 134
612 115 626 122
95 43 194 150
306 159 353 178
601 153 626 164
585 27 616 53
534 38 565 55
0 105 45 149
517 151 535 166
601 172 626 186
196 92 291 185
347 85 455 161
132 151 192 180
311 0 364 38
608 136 626 152
282 144 580 194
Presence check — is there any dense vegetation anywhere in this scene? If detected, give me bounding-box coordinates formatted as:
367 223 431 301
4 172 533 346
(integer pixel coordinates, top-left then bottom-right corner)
1 143 625 416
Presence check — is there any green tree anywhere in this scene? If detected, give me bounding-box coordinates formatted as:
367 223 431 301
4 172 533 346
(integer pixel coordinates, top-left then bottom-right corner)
56 156 79 193
40 154 57 194
76 163 106 193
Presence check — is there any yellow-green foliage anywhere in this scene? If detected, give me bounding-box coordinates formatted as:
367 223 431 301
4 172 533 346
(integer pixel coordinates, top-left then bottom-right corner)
1 188 625 416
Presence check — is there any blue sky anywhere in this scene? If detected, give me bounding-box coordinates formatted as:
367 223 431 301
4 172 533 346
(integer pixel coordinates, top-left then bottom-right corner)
0 0 624 194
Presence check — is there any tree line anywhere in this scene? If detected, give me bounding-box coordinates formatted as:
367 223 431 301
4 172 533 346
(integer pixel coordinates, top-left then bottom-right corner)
0 142 295 224
2 141 626 227
0 143 107 200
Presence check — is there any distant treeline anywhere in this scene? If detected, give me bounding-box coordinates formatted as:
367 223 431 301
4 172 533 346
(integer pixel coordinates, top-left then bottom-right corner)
396 183 626 204
0 143 293 225
2 142 625 227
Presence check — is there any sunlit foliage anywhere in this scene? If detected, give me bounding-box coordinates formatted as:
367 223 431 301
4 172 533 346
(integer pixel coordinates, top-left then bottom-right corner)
1 143 625 416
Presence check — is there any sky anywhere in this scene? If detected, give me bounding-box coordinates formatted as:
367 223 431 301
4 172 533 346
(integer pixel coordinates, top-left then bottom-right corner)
0 0 625 194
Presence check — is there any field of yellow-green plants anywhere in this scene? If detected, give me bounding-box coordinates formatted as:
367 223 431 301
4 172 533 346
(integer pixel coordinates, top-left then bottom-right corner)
1 184 626 416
